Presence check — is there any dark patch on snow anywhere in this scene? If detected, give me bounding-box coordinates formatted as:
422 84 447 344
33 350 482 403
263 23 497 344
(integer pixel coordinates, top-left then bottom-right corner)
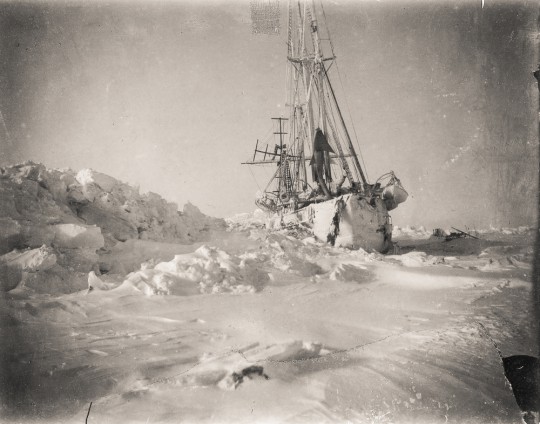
231 365 269 388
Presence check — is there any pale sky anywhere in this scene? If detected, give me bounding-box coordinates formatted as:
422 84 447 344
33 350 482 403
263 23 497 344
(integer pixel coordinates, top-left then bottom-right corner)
1 0 538 228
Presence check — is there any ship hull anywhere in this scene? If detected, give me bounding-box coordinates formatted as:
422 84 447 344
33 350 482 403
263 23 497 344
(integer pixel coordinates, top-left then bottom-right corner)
278 193 393 253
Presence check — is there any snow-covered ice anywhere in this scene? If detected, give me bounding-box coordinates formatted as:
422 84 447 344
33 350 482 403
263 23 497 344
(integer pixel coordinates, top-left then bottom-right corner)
0 164 537 423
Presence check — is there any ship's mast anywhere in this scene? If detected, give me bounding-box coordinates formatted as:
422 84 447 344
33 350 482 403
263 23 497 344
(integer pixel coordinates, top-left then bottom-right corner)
272 117 289 197
244 0 374 212
311 0 367 191
273 117 287 151
309 1 332 186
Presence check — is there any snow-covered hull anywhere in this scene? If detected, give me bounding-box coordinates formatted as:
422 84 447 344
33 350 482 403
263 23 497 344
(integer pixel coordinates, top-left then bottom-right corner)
282 194 392 253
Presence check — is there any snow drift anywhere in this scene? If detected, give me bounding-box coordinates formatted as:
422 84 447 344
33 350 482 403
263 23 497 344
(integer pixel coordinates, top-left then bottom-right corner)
118 245 258 296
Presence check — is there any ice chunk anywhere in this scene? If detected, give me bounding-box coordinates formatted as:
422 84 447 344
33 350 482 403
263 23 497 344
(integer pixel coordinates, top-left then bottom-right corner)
20 224 56 249
0 263 22 292
76 168 119 192
52 224 104 249
328 263 370 283
0 217 22 254
120 268 201 296
87 271 117 291
393 225 432 239
66 185 88 204
0 246 57 272
0 246 57 292
386 251 442 267
226 209 268 231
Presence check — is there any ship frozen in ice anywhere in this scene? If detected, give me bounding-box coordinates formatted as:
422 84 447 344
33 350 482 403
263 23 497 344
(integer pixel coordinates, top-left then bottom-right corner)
244 0 407 253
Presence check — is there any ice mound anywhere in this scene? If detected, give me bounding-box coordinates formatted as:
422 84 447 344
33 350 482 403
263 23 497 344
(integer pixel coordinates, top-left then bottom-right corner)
328 263 371 283
75 168 118 192
0 162 226 294
226 209 267 231
118 245 259 296
392 225 431 240
262 340 324 362
386 251 443 267
263 233 325 276
479 226 534 235
111 232 346 296
98 239 198 275
478 257 530 272
475 245 534 271
479 245 534 260
0 161 225 252
244 232 376 279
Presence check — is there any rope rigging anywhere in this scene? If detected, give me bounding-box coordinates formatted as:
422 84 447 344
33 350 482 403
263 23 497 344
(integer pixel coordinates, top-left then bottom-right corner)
319 0 369 183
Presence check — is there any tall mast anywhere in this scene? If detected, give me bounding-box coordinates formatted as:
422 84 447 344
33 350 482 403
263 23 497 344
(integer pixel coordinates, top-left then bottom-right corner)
298 1 316 146
285 1 360 198
309 1 333 183
272 117 289 198
272 117 287 150
310 0 325 132
288 0 305 193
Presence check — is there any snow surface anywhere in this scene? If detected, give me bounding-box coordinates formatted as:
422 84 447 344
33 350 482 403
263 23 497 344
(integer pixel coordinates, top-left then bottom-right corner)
0 166 537 423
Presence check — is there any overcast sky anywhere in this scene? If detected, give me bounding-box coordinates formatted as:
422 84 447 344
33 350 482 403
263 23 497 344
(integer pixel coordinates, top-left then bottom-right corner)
1 0 538 228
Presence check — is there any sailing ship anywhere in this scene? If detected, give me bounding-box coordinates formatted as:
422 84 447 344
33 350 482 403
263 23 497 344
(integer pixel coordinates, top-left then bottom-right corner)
243 0 408 253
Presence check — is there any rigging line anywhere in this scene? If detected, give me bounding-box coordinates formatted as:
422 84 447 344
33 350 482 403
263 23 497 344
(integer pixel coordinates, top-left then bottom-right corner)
285 47 293 112
319 1 369 182
287 0 293 58
319 0 335 57
323 84 356 184
322 64 366 184
285 63 290 109
288 62 300 122
264 165 281 193
292 67 302 111
248 165 262 191
314 76 321 128
334 61 369 182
